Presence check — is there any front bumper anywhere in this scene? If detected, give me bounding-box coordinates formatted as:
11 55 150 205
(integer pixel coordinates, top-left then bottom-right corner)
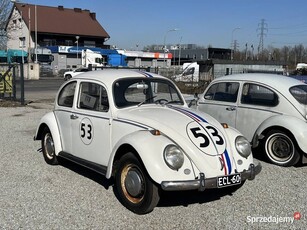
161 162 262 191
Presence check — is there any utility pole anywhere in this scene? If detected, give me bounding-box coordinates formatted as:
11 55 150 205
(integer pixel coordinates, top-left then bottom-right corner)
257 19 268 59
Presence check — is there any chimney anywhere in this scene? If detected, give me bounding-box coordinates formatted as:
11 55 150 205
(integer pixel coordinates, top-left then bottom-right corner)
58 5 64 10
74 8 82 12
90 12 96 20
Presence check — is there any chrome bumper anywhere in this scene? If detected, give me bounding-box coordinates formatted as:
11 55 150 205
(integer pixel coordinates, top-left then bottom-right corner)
161 163 262 191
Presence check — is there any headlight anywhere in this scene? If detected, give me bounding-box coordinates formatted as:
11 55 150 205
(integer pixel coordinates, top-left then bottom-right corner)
164 145 184 171
235 136 252 158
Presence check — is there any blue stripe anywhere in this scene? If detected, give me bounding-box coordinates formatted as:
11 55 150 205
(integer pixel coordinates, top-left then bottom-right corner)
173 107 208 123
224 150 232 174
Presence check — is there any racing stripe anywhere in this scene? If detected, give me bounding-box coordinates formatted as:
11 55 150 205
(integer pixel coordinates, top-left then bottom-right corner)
223 150 232 175
170 106 208 123
135 70 154 78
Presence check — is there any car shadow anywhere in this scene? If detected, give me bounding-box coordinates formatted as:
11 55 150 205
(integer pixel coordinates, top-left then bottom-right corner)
56 158 234 208
157 188 234 208
57 157 114 190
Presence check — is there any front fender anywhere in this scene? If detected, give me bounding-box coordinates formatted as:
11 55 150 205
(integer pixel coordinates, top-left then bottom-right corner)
106 130 198 184
254 115 307 153
34 112 62 156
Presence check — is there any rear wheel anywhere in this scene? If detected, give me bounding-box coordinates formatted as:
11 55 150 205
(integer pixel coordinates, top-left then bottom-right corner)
41 127 58 165
115 153 160 214
263 130 300 166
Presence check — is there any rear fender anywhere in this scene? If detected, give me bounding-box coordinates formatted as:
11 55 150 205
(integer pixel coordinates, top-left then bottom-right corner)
34 112 62 156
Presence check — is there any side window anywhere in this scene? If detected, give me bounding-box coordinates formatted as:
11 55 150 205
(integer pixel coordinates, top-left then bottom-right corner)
241 83 278 106
78 82 109 112
58 81 77 107
204 82 239 103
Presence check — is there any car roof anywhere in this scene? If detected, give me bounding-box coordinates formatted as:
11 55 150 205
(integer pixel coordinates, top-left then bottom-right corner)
213 73 306 91
73 69 167 85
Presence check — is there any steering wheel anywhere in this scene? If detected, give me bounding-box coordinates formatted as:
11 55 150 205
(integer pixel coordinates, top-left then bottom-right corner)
155 99 169 104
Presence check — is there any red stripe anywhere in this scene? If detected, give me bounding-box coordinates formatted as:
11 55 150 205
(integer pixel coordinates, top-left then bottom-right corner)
221 155 227 175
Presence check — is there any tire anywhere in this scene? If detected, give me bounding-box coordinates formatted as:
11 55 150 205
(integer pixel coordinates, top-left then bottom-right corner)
263 130 300 166
41 127 58 165
115 153 160 214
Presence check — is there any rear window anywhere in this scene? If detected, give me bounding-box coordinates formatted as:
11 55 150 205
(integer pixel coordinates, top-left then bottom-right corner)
290 85 307 105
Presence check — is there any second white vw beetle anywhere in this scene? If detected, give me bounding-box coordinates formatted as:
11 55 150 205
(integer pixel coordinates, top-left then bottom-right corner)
34 69 261 214
195 73 307 167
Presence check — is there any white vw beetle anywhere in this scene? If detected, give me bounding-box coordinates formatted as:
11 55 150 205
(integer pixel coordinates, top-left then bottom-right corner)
34 69 261 214
195 73 307 167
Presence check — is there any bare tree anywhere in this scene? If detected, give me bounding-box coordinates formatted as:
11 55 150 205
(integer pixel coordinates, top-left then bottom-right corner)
0 0 12 49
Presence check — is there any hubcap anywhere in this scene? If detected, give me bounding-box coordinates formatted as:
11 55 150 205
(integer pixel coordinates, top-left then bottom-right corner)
267 134 293 162
125 169 143 197
121 164 145 203
44 133 55 159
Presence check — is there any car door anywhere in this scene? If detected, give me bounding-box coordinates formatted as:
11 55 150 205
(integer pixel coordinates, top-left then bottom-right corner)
198 81 240 128
236 82 279 141
70 81 111 166
54 81 77 154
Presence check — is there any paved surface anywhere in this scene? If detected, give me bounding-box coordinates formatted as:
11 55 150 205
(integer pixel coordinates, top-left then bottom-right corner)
0 80 306 229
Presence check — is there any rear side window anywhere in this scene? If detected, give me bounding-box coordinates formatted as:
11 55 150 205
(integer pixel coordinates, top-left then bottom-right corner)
204 82 239 103
241 83 278 106
58 81 77 107
290 85 307 105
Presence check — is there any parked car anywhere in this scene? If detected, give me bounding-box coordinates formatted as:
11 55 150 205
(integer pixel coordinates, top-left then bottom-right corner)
34 69 261 214
63 67 90 81
195 73 307 167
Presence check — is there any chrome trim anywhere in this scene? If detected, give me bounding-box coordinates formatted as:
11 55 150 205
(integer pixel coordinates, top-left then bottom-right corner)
161 163 262 191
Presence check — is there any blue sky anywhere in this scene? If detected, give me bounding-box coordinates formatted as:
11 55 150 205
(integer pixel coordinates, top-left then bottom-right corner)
18 0 307 50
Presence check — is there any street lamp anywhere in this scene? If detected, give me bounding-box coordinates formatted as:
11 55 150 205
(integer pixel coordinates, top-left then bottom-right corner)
163 28 179 67
231 27 240 60
76 36 79 64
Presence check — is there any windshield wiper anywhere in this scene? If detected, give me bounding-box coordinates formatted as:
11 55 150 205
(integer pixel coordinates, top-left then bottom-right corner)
138 96 157 107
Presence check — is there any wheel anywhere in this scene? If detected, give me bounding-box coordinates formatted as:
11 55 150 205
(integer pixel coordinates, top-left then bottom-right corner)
41 127 58 165
115 153 160 214
263 130 300 166
64 74 72 81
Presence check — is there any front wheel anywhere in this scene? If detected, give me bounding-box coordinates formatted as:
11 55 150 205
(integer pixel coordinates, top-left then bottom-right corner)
115 153 160 214
41 127 58 165
263 130 300 166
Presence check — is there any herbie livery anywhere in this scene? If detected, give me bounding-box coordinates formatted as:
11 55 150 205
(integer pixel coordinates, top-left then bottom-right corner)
34 69 261 214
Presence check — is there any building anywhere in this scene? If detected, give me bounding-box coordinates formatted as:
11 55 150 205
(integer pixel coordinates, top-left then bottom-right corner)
5 3 173 77
6 3 110 76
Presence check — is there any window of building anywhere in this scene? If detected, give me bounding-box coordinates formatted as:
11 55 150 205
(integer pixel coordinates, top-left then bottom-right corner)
65 40 73 46
19 37 25 48
84 40 95 47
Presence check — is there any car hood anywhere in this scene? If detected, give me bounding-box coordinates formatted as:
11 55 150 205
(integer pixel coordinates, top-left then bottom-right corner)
116 105 229 157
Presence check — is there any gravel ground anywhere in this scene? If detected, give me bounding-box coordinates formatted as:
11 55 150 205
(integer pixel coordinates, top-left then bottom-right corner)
0 103 306 230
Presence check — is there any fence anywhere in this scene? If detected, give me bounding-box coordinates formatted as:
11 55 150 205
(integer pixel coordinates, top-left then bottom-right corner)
0 63 25 105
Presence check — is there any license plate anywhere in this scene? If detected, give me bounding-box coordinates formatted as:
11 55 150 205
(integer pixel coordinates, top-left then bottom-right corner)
217 173 241 188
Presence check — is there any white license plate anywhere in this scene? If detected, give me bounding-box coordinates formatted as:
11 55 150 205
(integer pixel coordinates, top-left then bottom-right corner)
217 173 241 188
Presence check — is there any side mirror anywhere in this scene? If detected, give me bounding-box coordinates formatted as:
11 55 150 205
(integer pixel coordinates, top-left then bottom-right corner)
188 93 199 108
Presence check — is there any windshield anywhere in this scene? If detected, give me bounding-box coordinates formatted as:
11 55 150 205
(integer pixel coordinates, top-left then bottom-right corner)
289 85 307 105
113 78 184 108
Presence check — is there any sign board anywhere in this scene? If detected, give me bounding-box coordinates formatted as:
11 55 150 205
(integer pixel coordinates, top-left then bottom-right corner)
0 72 13 93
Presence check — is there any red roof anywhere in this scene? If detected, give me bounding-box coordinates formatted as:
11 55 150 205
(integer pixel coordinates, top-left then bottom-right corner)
15 3 110 38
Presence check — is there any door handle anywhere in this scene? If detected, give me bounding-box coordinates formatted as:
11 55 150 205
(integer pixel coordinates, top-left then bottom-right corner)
70 114 78 119
226 107 236 111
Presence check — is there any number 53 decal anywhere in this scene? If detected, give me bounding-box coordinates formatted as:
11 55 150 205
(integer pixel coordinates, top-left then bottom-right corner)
187 122 226 156
80 117 94 145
